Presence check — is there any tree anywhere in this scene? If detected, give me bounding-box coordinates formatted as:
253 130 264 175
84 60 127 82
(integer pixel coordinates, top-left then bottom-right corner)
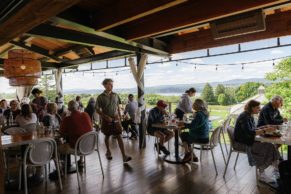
265 57 291 118
38 75 56 101
234 82 261 102
201 83 216 104
215 84 225 97
217 93 227 105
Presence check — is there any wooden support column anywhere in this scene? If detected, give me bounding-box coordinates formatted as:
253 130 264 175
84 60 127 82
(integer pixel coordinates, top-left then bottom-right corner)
0 137 4 194
137 53 146 149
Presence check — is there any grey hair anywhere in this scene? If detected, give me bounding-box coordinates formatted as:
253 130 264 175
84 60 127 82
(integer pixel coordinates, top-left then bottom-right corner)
68 100 78 111
271 95 283 102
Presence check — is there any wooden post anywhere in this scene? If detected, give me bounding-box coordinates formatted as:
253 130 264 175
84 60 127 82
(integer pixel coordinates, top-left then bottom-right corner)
0 137 5 194
137 53 146 149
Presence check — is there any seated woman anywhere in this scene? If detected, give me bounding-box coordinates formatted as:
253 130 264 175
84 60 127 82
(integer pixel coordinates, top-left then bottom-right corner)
180 99 209 162
43 102 61 129
234 100 279 182
147 100 174 155
15 104 37 128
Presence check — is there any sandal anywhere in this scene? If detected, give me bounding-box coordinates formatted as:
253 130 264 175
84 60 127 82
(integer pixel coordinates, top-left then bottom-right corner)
106 151 112 160
123 155 132 163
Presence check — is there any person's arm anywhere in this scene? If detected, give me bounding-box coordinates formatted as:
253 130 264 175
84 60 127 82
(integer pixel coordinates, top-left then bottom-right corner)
95 96 112 122
185 96 193 113
117 95 122 120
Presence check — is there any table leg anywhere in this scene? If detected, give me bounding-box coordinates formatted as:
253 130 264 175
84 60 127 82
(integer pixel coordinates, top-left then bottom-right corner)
288 146 291 161
164 129 185 164
66 155 76 174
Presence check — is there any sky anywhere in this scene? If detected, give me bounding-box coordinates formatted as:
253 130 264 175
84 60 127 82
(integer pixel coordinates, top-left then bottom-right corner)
1 36 291 93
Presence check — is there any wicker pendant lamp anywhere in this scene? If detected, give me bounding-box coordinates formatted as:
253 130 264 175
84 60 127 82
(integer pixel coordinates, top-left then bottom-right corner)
4 49 41 86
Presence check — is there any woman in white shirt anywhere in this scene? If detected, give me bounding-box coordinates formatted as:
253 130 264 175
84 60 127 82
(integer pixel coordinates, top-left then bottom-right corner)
175 88 196 120
43 102 61 129
15 104 37 127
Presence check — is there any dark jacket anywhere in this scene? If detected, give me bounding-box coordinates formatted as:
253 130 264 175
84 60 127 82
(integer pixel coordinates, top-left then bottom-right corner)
147 107 164 132
257 102 283 127
184 111 209 139
234 111 256 146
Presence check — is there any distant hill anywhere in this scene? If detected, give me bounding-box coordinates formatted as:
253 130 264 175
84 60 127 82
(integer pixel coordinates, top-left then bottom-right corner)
64 78 273 94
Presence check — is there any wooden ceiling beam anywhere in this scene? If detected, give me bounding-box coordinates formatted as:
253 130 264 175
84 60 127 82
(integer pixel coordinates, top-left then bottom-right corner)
49 16 169 56
112 0 287 40
9 40 65 62
168 10 291 53
0 0 80 45
59 51 131 68
91 0 187 31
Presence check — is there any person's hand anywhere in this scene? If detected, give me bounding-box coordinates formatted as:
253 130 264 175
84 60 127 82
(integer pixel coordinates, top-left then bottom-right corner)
264 127 276 133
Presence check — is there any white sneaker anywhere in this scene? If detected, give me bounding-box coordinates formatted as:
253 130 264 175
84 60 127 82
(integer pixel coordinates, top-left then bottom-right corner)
258 171 276 183
272 169 280 180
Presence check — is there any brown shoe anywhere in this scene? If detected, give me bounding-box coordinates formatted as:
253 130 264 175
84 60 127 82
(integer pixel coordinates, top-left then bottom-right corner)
182 152 191 162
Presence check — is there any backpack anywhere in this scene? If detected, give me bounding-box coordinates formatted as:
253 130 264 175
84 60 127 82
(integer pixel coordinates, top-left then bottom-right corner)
277 160 291 194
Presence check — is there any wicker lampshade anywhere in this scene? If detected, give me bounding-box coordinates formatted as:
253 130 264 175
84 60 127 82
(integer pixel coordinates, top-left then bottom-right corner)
4 49 41 86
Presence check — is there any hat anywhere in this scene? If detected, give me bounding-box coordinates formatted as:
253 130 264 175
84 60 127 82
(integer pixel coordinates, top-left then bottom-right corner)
157 100 167 108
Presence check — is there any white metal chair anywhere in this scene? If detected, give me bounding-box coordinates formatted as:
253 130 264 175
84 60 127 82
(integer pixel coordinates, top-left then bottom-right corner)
19 138 62 194
192 126 225 175
223 126 248 178
63 131 104 189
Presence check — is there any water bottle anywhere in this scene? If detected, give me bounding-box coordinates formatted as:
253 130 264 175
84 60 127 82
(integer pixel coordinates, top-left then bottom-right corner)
9 111 14 126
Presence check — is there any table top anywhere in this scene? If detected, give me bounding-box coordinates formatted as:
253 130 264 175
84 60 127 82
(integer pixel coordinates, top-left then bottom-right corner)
152 123 180 129
255 126 291 146
1 131 60 149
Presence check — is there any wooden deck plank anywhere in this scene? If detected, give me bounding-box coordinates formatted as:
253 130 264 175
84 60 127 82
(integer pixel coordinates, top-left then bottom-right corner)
5 133 275 194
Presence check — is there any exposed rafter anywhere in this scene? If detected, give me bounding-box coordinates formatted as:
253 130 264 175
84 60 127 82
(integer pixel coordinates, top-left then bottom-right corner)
49 16 169 56
91 0 187 31
59 50 132 68
9 40 65 62
111 0 287 40
0 0 80 45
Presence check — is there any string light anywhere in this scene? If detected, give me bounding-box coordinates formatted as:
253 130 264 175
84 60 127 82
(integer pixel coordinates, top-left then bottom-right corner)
194 64 197 70
176 62 178 66
215 64 218 71
241 63 244 70
272 59 275 66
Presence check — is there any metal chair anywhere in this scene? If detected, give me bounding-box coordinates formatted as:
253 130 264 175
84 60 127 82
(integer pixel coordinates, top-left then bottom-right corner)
19 138 62 194
223 126 247 178
63 131 104 189
192 126 225 175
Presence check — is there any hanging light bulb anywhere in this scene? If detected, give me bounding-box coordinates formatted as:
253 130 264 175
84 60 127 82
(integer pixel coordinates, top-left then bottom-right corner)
116 72 118 76
93 72 95 77
215 64 218 71
241 63 244 70
176 62 178 66
272 59 275 66
194 64 197 70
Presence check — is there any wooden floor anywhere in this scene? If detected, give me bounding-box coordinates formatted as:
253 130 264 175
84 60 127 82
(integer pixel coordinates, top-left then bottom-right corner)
6 133 276 194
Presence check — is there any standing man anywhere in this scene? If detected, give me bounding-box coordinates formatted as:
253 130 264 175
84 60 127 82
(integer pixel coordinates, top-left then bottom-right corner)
258 96 288 127
95 78 132 163
122 94 138 139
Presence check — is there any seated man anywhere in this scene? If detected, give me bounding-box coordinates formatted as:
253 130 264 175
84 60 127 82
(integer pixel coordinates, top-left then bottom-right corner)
3 100 21 126
59 100 92 167
147 100 174 155
122 94 138 139
258 95 288 127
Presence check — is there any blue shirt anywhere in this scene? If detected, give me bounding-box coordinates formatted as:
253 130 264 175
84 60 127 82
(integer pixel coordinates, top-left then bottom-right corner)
147 107 165 130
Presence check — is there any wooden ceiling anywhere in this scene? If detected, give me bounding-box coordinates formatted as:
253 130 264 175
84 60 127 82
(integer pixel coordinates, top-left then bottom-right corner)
0 0 291 71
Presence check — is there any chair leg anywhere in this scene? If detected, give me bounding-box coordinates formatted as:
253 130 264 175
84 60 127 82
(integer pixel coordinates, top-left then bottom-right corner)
200 145 203 162
223 150 232 178
75 155 81 190
54 158 63 191
234 153 239 170
219 142 226 165
23 164 28 194
84 156 86 173
18 163 22 191
210 148 218 175
64 155 67 178
222 130 229 154
44 165 48 183
96 149 104 178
